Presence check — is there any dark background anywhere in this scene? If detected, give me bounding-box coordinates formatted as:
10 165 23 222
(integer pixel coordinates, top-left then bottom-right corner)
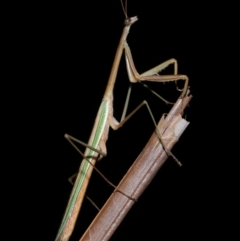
9 0 225 240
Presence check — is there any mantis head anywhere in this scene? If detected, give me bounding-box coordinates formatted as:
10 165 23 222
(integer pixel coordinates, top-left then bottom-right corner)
121 0 138 26
124 16 138 26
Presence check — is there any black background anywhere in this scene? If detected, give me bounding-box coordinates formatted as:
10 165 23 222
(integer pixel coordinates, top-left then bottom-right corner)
9 0 225 240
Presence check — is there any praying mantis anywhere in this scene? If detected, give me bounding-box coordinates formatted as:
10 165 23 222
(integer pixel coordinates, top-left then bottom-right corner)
55 2 189 241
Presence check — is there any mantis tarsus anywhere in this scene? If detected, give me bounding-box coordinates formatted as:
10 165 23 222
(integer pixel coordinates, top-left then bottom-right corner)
55 2 189 241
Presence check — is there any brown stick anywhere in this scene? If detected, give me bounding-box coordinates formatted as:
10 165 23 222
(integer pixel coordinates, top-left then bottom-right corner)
80 95 192 241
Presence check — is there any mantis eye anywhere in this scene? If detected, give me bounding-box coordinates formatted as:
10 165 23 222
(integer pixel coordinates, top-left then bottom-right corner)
124 18 131 25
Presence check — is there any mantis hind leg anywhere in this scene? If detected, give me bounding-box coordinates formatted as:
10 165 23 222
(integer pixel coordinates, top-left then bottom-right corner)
64 134 106 210
67 173 100 211
64 134 111 185
64 134 135 205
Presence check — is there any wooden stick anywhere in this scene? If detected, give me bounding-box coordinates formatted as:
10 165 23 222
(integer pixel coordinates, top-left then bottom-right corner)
79 95 192 241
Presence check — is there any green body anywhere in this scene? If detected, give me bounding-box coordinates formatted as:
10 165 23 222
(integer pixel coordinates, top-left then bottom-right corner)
55 100 109 241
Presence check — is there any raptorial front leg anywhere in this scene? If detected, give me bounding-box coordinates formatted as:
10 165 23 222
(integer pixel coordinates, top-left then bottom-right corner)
124 42 189 100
